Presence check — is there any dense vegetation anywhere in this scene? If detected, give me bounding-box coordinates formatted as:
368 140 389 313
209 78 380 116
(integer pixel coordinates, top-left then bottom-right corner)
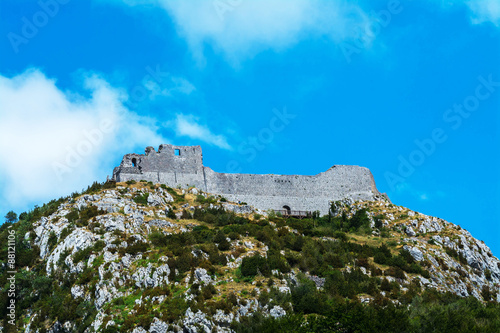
1 181 499 332
234 290 500 333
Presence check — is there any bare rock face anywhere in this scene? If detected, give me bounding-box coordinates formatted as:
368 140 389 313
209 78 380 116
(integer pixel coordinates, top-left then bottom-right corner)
132 263 170 288
405 225 416 237
307 275 326 289
193 268 214 285
147 193 165 206
95 282 123 310
222 203 256 215
148 318 170 333
213 309 234 328
269 305 287 319
43 228 97 274
183 308 213 333
71 285 85 299
404 245 424 261
100 215 126 232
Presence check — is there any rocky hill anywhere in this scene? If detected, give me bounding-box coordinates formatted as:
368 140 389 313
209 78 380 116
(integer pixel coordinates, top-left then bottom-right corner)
1 180 499 332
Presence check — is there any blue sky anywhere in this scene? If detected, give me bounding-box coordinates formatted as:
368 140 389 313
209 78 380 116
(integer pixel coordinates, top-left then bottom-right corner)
0 0 499 254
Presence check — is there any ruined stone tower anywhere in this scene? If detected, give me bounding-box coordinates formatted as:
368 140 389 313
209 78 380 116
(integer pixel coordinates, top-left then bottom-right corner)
112 144 386 215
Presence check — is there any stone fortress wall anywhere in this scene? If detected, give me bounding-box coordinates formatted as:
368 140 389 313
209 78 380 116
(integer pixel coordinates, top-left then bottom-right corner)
112 144 385 215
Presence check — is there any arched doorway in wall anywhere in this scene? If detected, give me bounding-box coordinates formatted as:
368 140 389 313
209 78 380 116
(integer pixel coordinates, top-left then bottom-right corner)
283 205 291 215
132 158 137 167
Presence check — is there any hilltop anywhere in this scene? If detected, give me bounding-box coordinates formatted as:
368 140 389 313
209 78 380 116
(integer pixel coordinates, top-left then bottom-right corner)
1 180 499 332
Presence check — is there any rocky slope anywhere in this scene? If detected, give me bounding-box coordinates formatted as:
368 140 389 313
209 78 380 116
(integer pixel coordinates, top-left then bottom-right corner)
332 199 500 301
1 180 499 333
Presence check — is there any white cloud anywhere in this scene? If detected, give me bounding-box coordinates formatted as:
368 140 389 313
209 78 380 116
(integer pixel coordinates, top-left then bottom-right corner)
173 114 231 150
465 0 500 26
110 0 371 64
429 0 500 27
419 193 429 201
144 74 196 99
0 69 166 214
105 0 500 65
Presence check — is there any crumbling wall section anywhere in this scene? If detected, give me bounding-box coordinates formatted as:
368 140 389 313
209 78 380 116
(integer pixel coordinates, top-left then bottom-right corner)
112 145 383 214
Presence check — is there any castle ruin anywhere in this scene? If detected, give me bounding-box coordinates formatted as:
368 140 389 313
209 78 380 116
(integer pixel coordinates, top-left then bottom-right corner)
112 144 386 215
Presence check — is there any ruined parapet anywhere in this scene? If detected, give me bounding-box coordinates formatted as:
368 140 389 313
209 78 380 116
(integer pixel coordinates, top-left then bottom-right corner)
113 144 204 184
112 144 386 214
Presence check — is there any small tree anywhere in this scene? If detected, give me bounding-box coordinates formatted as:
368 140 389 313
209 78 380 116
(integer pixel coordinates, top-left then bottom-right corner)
481 285 492 301
165 207 176 219
5 211 17 223
241 254 270 277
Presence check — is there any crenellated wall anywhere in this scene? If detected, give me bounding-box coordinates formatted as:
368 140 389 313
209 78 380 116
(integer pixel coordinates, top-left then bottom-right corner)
112 144 386 215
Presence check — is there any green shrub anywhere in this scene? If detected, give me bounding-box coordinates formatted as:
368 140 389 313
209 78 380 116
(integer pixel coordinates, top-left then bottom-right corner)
214 231 231 251
57 248 72 267
149 232 168 247
83 181 115 194
333 231 348 242
485 269 492 281
291 277 326 314
102 326 120 333
381 278 391 292
217 239 231 251
76 205 107 227
374 252 388 265
481 285 493 301
228 232 239 240
374 214 384 229
268 251 291 273
348 209 370 230
201 284 217 300
73 247 92 264
166 187 185 203
59 226 73 241
120 241 149 255
133 193 149 205
65 209 79 223
196 195 207 204
73 240 107 264
241 254 270 277
181 210 192 219
93 240 106 252
47 231 58 252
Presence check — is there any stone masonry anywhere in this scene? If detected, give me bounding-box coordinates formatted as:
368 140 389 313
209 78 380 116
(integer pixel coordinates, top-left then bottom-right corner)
112 144 387 215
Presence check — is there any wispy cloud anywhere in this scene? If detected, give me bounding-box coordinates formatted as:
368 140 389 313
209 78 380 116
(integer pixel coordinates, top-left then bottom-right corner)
465 0 500 26
172 114 231 150
430 0 500 27
0 69 166 214
107 0 371 64
419 193 429 201
103 0 500 65
144 74 196 100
